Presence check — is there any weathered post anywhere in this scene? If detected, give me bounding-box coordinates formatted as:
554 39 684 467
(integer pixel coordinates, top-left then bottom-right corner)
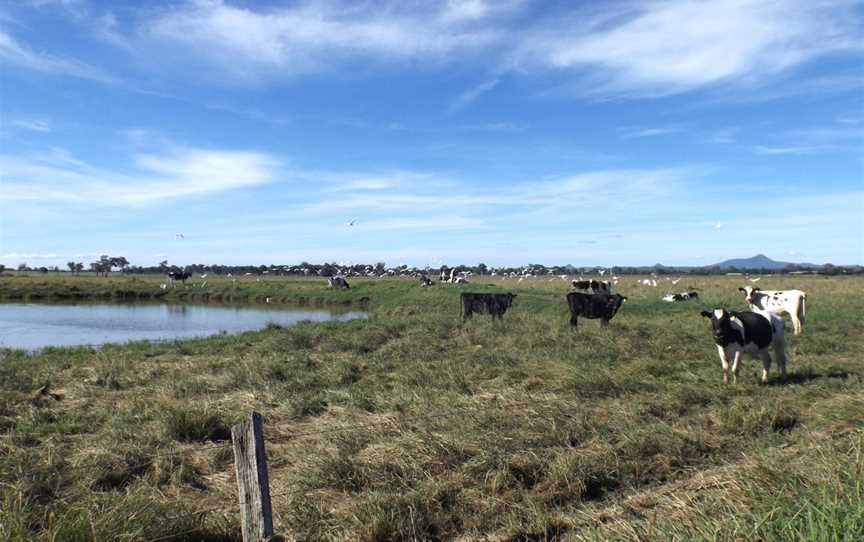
232 412 274 542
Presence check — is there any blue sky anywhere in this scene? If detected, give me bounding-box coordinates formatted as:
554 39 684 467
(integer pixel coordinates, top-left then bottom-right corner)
1 0 862 268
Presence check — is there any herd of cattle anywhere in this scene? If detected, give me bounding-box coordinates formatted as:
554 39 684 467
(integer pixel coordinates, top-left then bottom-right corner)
458 285 806 384
166 268 808 385
360 273 801 385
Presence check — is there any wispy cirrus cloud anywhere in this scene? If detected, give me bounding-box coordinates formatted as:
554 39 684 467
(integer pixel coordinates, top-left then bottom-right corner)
141 0 508 80
450 78 500 111
0 146 280 206
515 0 863 97
0 28 118 83
10 118 52 132
618 126 683 139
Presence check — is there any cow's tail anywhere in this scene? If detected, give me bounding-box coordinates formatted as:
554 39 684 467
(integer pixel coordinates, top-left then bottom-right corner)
798 293 806 326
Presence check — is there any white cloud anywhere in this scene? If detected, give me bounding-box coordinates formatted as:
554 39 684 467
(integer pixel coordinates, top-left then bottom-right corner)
0 147 280 206
0 29 117 83
10 118 51 132
619 126 682 139
142 0 501 80
450 78 500 111
1 253 57 259
515 0 863 97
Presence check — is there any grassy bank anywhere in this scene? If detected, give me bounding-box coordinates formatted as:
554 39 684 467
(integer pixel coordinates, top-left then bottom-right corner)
1 274 862 541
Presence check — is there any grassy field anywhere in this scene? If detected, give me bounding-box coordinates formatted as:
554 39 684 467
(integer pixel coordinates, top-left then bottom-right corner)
1 273 862 541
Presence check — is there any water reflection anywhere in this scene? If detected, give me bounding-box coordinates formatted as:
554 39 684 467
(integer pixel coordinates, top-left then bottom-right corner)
0 302 367 350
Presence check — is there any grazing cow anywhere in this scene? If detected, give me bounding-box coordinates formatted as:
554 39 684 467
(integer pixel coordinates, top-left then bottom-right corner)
571 279 611 294
565 292 627 328
461 292 517 321
166 270 191 285
662 291 699 302
454 276 470 284
738 286 806 335
419 275 434 287
701 308 787 384
328 276 350 289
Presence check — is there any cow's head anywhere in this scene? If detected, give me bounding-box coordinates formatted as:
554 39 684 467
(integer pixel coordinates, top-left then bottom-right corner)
605 294 626 317
738 285 760 304
506 293 517 306
701 308 734 344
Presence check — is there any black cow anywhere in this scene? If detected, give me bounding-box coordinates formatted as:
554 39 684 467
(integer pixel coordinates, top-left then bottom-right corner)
571 279 611 294
565 292 626 328
461 292 517 321
167 270 192 285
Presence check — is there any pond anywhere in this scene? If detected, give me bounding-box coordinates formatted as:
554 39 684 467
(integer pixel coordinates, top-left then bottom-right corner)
0 302 367 350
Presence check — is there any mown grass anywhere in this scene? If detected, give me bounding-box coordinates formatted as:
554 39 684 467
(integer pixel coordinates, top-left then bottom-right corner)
1 273 862 541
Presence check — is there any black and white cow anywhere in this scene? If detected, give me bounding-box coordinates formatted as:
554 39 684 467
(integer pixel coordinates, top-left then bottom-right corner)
565 292 626 328
662 291 699 302
701 308 787 384
328 276 350 289
166 270 191 286
461 292 516 321
419 275 434 287
738 286 806 335
571 279 612 294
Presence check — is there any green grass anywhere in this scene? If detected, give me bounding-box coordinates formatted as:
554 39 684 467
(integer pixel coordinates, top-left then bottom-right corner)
1 273 862 541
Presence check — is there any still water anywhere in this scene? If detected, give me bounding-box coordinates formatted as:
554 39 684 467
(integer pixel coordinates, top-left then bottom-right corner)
0 302 367 350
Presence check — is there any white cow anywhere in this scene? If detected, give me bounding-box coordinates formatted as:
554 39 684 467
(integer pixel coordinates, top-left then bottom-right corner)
738 286 806 335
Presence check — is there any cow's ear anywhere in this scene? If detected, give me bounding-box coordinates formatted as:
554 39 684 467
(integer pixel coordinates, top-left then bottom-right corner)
700 310 712 318
752 287 761 292
621 296 628 302
738 287 746 293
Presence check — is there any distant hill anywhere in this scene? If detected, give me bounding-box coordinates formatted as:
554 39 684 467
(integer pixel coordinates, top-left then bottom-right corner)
709 254 819 270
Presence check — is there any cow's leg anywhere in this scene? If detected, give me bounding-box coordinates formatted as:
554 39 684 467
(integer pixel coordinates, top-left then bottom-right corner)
570 314 578 327
759 349 772 384
600 318 609 327
731 349 743 384
717 346 729 384
773 338 787 380
791 313 801 335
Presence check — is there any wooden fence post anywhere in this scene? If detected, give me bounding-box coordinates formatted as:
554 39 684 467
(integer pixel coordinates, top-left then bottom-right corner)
232 411 274 542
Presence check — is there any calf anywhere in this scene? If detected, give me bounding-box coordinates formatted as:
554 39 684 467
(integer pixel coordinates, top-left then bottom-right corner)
328 276 350 289
461 292 516 321
565 292 626 328
701 308 787 384
419 275 434 287
738 286 806 335
571 279 612 294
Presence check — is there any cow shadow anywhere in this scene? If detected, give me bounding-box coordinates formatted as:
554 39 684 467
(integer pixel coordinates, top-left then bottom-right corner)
766 368 852 386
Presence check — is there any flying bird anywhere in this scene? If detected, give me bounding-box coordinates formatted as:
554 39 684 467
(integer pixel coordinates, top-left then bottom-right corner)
749 277 762 283
346 219 357 227
714 222 723 229
174 233 184 240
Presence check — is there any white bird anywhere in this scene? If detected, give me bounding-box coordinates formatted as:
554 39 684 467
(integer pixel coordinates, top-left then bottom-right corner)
714 222 723 229
599 269 606 276
265 297 271 304
174 233 184 240
750 277 762 283
200 274 207 279
244 272 252 276
671 278 681 285
226 273 232 278
346 219 357 226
